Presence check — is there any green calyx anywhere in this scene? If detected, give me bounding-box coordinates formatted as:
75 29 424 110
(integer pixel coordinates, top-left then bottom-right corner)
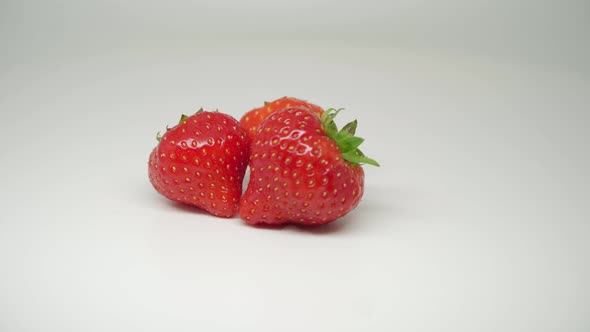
321 108 380 167
156 108 205 142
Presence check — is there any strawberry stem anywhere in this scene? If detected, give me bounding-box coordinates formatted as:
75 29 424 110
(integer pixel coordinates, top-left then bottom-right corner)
155 109 205 142
179 114 189 124
321 108 380 167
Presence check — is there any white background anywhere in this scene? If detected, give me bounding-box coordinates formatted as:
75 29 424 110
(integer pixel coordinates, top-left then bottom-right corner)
1 1 589 331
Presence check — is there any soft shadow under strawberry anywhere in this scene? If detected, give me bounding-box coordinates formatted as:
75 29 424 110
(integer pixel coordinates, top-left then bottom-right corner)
292 219 350 235
166 200 216 217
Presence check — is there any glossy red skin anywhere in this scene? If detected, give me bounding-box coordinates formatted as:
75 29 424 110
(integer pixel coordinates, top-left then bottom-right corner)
239 107 364 226
240 97 324 141
148 111 250 217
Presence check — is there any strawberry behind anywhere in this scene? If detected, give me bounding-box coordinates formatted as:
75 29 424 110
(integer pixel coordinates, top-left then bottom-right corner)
240 97 324 141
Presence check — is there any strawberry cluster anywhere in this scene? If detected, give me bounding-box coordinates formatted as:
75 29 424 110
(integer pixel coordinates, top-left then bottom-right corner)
148 97 378 227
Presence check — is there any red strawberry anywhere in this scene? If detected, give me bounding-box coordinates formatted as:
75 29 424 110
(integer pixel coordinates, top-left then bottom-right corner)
240 97 324 141
148 110 250 217
238 107 379 226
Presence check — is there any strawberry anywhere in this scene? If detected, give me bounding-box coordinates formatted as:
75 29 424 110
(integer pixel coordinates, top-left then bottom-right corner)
238 107 379 226
240 97 324 141
148 110 250 217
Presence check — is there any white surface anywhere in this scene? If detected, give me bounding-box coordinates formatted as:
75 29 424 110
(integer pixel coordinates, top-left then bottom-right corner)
1 1 590 332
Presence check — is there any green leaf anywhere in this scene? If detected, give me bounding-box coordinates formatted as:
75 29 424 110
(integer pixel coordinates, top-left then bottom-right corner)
321 108 343 124
326 108 343 124
335 119 358 141
338 136 364 153
321 108 344 138
324 120 338 138
342 150 380 167
156 131 162 142
357 155 380 167
179 114 189 124
339 119 357 136
321 107 379 167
